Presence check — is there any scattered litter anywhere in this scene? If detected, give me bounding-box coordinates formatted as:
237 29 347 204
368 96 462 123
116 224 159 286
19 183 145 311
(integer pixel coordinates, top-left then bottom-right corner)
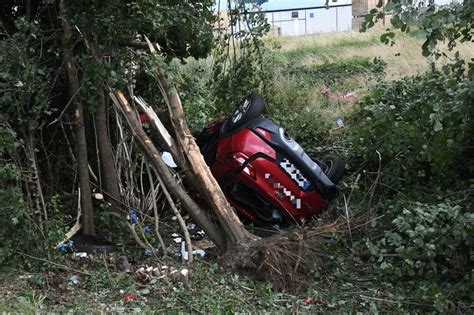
127 210 138 225
322 85 357 102
123 292 137 302
336 117 345 128
321 85 330 97
171 233 180 238
143 249 153 256
342 91 356 100
180 241 205 261
191 229 205 240
171 216 177 221
134 264 190 286
186 223 196 230
162 151 177 168
143 225 152 233
173 237 182 243
57 240 74 253
303 295 322 305
93 193 104 200
73 252 88 259
70 275 80 285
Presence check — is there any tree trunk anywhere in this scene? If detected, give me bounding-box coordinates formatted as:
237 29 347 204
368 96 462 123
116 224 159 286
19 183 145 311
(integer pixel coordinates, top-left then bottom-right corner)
60 1 95 236
153 71 255 250
110 91 225 249
96 91 122 213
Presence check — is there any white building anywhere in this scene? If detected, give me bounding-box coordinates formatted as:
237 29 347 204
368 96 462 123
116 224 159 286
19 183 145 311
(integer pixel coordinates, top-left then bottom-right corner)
260 0 352 36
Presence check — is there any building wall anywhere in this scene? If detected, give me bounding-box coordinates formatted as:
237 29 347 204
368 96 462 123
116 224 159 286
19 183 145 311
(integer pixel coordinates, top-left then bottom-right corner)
265 5 352 36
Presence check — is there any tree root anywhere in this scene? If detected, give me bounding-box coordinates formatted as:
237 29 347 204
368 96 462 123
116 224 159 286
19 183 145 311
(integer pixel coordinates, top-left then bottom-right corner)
220 221 341 293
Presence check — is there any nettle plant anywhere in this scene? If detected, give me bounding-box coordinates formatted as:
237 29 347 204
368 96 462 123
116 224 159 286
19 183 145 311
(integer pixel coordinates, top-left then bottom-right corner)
368 201 473 281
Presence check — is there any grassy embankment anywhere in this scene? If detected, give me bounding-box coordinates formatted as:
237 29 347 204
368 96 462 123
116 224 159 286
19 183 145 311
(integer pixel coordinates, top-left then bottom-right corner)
1 29 472 313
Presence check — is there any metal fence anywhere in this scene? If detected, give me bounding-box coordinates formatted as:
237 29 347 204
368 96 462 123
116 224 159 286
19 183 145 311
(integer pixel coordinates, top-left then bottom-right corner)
263 4 353 36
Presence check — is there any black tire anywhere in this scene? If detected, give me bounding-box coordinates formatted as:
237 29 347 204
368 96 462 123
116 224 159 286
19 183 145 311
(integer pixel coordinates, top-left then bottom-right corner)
322 155 345 184
221 93 265 134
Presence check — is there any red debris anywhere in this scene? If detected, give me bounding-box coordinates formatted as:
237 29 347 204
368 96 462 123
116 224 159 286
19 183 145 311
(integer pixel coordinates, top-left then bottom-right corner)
123 292 137 302
304 296 313 304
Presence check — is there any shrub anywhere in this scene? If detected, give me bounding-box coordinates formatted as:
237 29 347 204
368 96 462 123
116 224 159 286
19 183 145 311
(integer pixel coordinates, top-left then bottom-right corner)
351 60 474 191
366 200 473 307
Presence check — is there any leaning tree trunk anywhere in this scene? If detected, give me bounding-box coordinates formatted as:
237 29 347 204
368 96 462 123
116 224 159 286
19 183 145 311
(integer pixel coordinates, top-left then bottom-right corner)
141 37 255 251
110 91 226 249
154 73 254 250
60 2 95 236
96 91 122 213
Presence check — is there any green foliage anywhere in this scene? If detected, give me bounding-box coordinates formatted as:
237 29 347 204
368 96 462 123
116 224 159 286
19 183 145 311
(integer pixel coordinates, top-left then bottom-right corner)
361 0 474 59
0 18 57 128
210 3 271 116
66 0 215 60
367 200 473 308
351 60 474 190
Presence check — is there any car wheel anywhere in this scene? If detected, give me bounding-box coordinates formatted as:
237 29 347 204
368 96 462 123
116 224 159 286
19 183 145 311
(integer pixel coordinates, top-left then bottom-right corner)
322 155 345 184
221 93 265 134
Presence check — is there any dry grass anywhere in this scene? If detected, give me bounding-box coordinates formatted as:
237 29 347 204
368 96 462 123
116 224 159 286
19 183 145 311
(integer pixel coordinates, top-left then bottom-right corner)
267 29 474 80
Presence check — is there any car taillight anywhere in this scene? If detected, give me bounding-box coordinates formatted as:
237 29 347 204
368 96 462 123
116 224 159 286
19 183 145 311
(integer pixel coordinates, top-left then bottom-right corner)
231 152 256 179
232 152 248 166
242 164 256 179
256 128 271 140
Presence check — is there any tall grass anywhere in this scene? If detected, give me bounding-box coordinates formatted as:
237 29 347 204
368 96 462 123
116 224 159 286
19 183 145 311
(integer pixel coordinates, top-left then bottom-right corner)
267 29 474 79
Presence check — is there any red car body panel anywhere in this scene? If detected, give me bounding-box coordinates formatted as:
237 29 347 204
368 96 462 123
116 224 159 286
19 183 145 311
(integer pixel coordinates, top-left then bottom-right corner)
210 127 328 225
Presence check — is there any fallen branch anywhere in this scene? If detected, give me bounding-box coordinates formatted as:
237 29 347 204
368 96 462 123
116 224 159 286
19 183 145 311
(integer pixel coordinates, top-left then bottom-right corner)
17 252 92 276
145 163 167 257
109 90 225 249
144 36 254 250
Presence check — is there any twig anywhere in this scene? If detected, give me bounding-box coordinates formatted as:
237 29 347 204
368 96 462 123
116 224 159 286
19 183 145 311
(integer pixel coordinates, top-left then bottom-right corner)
146 163 167 257
346 173 361 207
47 85 82 126
102 254 112 285
359 295 432 307
17 252 91 275
343 194 353 246
59 188 81 244
367 150 382 217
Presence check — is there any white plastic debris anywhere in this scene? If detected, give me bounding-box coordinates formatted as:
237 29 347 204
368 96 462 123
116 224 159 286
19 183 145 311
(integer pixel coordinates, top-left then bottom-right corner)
70 275 80 284
93 193 104 200
180 241 205 261
336 117 345 128
73 252 88 259
186 223 196 230
173 237 182 243
162 151 177 168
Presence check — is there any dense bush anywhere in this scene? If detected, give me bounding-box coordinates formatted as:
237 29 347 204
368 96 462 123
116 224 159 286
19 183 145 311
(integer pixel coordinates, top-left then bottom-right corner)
368 201 472 279
351 60 474 191
366 200 473 308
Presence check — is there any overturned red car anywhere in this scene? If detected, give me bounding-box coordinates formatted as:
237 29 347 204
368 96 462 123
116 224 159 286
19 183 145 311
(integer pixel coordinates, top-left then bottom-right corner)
197 93 345 228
